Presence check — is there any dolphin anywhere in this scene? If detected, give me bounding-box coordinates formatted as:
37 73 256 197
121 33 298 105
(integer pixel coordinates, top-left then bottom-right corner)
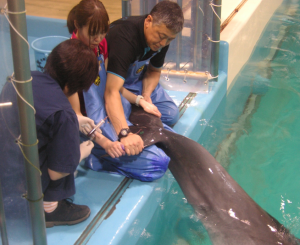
129 106 300 245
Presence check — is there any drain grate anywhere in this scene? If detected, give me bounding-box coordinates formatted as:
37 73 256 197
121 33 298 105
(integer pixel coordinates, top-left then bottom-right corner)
178 92 197 120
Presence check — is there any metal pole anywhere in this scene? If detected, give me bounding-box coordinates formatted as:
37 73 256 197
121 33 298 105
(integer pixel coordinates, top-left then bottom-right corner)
199 0 210 72
7 1 47 244
122 0 131 17
176 0 182 70
0 181 9 245
192 0 198 71
210 0 222 78
144 0 148 14
192 0 204 72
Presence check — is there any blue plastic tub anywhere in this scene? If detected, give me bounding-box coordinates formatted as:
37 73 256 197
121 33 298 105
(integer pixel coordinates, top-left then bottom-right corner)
31 36 68 72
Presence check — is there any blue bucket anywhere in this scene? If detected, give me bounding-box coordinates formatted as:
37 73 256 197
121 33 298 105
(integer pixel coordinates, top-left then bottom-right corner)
31 36 69 72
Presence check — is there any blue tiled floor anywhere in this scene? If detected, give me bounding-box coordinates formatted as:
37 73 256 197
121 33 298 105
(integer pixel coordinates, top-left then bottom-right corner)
46 163 125 245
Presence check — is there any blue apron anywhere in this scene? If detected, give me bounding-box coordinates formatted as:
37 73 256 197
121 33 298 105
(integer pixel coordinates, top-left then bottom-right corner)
83 52 131 142
83 49 171 182
123 49 179 126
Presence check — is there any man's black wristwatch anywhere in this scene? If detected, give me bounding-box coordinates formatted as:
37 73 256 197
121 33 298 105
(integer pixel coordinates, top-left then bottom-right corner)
118 128 131 140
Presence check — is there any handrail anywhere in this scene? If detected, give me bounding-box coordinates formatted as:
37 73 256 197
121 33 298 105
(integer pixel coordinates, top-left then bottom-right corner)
210 0 222 78
220 0 248 32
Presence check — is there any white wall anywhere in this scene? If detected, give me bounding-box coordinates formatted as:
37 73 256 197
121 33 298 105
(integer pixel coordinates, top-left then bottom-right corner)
220 0 284 91
221 0 244 22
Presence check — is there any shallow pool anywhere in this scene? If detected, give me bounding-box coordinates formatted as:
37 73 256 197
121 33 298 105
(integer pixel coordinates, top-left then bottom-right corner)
136 0 300 244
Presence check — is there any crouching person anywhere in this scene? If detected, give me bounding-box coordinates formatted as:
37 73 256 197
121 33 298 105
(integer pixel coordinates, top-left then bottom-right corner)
33 39 98 227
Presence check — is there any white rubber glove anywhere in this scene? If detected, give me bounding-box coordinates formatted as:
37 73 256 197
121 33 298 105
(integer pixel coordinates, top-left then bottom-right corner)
79 140 94 162
77 115 101 137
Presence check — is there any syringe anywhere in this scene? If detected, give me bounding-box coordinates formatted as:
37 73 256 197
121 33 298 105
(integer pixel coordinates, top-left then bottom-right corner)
87 116 107 138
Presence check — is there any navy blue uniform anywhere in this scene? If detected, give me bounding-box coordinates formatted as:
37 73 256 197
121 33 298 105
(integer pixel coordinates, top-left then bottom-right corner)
32 71 80 201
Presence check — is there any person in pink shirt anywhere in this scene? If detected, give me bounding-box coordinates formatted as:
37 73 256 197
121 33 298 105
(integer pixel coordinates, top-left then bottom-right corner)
67 0 125 158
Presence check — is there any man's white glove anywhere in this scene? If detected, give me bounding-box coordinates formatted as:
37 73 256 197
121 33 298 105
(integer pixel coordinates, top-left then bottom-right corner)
79 140 94 162
77 115 101 137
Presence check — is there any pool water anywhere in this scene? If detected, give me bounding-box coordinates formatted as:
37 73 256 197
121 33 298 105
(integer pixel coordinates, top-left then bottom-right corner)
136 0 300 244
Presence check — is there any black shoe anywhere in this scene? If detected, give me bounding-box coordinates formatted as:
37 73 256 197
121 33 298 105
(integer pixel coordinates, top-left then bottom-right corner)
45 199 90 228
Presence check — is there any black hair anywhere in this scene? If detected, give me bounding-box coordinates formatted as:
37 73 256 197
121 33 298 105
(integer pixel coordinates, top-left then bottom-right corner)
44 39 98 96
150 0 184 33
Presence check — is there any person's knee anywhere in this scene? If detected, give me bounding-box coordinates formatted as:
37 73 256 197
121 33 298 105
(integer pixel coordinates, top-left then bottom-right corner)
170 106 179 125
138 154 170 182
162 105 179 126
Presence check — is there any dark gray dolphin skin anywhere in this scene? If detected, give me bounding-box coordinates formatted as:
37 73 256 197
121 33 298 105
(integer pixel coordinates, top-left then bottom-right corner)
129 106 300 245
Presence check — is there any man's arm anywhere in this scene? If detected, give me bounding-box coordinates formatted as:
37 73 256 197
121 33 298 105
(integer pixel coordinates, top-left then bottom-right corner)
68 89 125 158
68 93 81 114
105 73 128 133
142 63 162 103
105 73 144 156
119 86 161 118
